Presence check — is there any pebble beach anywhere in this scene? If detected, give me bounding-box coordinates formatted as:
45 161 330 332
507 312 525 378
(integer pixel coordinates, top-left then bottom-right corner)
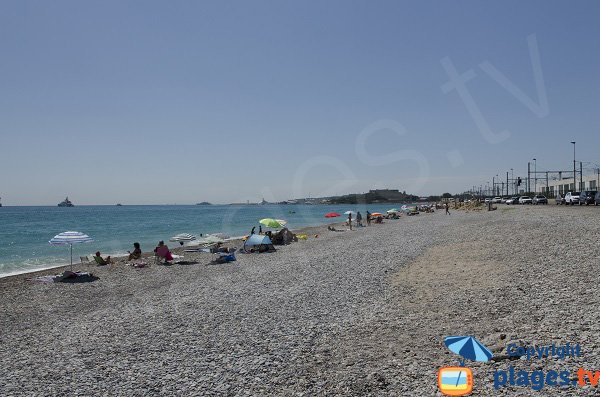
1 205 599 396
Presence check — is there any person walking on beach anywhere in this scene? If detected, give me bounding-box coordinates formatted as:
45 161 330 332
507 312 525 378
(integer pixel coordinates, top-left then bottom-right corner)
445 202 450 215
250 226 256 235
366 210 371 226
348 213 353 230
356 211 363 227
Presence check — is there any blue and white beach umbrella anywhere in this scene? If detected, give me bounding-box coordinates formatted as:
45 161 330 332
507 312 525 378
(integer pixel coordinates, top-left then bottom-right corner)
444 336 493 363
169 233 197 245
49 231 94 268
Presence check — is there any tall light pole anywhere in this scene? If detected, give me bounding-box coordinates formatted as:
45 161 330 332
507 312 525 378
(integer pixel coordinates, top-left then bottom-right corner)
511 168 514 195
571 142 576 191
533 158 537 194
495 174 499 196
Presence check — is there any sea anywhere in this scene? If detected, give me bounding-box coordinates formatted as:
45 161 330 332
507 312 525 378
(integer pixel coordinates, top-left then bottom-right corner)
0 203 409 277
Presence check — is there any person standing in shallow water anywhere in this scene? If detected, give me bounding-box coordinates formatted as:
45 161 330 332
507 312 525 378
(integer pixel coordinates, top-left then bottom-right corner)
445 202 450 215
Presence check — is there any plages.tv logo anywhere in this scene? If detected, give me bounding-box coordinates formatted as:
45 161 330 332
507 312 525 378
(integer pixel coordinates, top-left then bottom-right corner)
438 336 493 396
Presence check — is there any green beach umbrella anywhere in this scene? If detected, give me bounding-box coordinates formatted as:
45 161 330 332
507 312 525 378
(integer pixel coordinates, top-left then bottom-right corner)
259 218 283 228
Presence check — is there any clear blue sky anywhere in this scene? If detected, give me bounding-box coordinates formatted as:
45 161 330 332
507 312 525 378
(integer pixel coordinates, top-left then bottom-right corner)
1 0 599 205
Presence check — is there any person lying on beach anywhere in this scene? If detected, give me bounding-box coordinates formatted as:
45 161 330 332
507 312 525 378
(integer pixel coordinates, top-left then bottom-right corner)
154 241 174 263
327 226 345 232
94 251 112 265
128 242 142 260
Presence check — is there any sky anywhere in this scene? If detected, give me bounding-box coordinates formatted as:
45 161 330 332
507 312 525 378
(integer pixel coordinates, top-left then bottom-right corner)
1 0 600 205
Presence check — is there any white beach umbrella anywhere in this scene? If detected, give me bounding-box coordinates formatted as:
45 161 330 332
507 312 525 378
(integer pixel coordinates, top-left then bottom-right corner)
169 233 197 245
49 231 94 269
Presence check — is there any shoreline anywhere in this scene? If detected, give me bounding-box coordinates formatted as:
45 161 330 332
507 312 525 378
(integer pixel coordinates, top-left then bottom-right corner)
0 221 344 281
0 203 421 279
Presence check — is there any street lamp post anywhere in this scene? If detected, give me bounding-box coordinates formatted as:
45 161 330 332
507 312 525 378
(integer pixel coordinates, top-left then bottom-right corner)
495 174 499 196
533 158 537 194
511 168 514 195
571 142 576 191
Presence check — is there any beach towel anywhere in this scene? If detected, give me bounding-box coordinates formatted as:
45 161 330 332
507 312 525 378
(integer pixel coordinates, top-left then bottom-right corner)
28 271 97 283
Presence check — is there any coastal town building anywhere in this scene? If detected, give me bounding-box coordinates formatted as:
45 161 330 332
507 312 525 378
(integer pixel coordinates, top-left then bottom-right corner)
540 174 599 197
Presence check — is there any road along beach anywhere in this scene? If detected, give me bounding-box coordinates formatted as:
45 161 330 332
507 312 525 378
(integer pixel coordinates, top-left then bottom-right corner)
1 205 599 395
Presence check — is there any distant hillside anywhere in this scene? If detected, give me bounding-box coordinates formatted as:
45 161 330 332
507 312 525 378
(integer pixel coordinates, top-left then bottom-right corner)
327 189 419 204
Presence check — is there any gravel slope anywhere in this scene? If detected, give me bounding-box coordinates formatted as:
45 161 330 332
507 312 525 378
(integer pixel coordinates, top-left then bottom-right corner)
1 205 599 396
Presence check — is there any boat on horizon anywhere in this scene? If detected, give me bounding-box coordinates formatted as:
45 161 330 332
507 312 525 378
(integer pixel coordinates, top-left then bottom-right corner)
58 197 74 207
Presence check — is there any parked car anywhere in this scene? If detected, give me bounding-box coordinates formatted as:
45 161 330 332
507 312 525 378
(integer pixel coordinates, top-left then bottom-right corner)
564 192 581 205
506 196 520 205
595 192 600 206
579 191 597 205
519 196 533 204
484 198 491 203
555 194 565 205
501 197 509 203
533 195 548 205
492 197 502 203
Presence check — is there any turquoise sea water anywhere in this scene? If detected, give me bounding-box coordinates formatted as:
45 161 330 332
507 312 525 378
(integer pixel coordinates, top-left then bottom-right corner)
0 203 408 277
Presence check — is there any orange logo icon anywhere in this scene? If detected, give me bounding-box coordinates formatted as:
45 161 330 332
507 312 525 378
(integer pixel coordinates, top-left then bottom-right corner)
438 366 473 396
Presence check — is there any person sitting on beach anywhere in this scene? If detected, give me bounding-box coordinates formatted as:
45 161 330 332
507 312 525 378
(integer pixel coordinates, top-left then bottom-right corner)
94 251 112 265
128 242 142 261
213 242 229 253
154 241 174 263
